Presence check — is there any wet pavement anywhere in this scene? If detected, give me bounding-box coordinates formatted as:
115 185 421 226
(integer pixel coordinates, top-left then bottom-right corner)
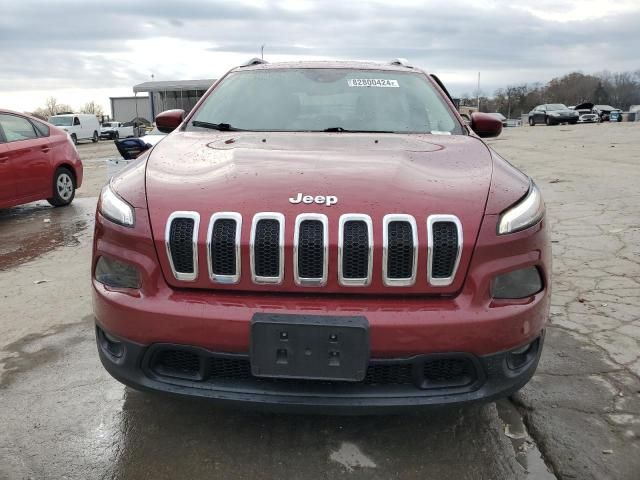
2 126 639 479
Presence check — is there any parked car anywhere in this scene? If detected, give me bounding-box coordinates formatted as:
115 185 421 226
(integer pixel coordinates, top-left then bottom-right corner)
593 105 622 122
93 59 549 413
0 109 83 209
100 121 134 140
487 112 507 126
528 104 579 126
48 113 100 144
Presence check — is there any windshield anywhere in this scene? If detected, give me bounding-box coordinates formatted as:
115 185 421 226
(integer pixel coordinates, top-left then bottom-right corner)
189 68 462 134
546 104 567 110
48 116 73 126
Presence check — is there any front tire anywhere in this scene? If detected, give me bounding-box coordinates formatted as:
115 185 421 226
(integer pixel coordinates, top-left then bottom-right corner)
114 131 120 140
47 167 76 207
92 131 99 143
545 116 554 126
70 133 78 145
528 117 535 126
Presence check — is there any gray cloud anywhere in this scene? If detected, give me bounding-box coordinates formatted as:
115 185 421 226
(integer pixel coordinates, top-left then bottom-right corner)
0 0 638 97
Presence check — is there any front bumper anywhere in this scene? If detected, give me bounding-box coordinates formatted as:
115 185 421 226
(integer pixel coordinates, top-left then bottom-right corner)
96 324 544 414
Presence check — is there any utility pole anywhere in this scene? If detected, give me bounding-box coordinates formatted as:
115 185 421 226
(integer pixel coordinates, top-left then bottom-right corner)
476 72 481 111
261 45 265 60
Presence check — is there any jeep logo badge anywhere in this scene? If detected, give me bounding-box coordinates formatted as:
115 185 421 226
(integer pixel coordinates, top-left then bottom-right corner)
289 193 338 206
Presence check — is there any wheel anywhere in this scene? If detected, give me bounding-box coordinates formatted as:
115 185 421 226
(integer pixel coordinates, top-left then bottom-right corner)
114 131 120 140
528 117 535 126
47 167 76 207
70 133 77 145
545 116 554 126
92 131 99 143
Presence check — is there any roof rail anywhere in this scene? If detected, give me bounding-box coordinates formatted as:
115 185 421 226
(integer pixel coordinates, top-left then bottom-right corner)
239 57 268 67
389 58 413 68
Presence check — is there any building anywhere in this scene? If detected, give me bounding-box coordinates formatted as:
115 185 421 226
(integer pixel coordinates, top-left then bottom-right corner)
109 79 217 124
109 96 152 124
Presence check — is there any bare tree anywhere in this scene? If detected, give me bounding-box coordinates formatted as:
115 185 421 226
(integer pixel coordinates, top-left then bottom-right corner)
80 101 104 117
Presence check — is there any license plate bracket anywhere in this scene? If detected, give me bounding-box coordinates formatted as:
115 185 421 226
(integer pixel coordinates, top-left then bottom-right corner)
250 313 369 382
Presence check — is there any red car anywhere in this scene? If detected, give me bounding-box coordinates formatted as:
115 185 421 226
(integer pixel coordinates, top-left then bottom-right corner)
93 60 550 413
0 110 83 209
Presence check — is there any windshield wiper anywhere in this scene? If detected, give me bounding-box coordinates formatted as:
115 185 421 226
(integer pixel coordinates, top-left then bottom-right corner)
192 121 243 131
322 127 395 133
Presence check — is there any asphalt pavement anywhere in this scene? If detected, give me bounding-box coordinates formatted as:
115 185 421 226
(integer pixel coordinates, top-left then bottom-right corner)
1 124 639 479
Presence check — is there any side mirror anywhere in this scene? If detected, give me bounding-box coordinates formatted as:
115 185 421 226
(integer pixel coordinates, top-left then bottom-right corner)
155 109 185 133
470 112 503 138
115 138 151 160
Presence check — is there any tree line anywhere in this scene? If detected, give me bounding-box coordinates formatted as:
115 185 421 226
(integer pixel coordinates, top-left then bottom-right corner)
459 70 640 118
30 97 104 120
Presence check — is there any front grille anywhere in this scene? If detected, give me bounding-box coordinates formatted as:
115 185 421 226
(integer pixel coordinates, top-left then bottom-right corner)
153 349 201 379
365 363 413 385
427 215 462 286
296 219 325 280
423 358 473 385
342 220 370 279
149 348 478 391
210 218 237 276
168 217 196 274
431 221 458 278
253 218 281 279
165 211 462 288
385 219 416 283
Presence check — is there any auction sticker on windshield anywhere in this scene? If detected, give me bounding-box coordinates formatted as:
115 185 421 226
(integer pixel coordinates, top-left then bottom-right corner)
347 79 399 87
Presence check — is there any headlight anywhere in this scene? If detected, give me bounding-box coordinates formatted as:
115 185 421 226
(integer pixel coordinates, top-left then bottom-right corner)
498 183 544 234
491 266 543 299
99 184 135 227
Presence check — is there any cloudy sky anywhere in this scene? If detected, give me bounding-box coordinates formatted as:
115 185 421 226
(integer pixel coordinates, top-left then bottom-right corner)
1 0 638 114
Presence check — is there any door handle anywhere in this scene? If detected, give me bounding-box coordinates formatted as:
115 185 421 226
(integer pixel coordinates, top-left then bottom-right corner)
0 156 8 163
41 147 51 153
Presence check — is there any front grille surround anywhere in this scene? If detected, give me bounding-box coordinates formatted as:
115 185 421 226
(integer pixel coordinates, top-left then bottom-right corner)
427 215 463 286
294 213 329 286
165 211 200 281
250 212 285 284
382 214 418 287
338 214 373 286
207 212 242 284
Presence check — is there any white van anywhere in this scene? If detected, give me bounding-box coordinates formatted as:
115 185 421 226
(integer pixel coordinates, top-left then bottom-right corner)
48 114 100 144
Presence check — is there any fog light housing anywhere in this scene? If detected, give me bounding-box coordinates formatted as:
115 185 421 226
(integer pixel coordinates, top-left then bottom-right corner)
491 266 542 299
507 338 540 370
97 327 124 359
95 256 141 289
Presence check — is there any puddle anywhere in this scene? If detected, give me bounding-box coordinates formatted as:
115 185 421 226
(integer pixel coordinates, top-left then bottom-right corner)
496 399 557 479
0 198 95 271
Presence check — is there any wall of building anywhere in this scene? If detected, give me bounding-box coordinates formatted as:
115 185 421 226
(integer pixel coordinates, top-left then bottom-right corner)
110 96 152 123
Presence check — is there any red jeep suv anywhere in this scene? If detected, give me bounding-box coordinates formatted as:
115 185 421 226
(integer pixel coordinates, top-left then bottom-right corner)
93 60 549 413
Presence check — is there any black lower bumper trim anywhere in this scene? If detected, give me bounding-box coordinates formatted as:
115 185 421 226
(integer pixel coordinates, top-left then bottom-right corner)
95 324 544 414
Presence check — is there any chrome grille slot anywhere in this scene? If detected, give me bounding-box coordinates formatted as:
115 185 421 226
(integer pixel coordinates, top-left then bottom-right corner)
165 212 200 281
207 212 241 284
251 213 284 284
383 215 417 286
294 214 328 286
427 215 462 286
339 214 373 286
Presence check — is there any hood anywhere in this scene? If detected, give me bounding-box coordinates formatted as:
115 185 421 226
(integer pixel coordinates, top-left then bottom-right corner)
574 102 594 110
145 131 494 294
